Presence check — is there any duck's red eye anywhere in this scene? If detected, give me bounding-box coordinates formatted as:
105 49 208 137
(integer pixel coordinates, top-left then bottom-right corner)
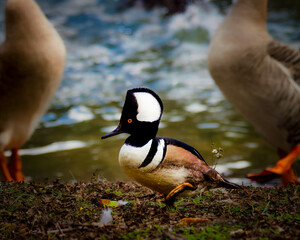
128 119 132 123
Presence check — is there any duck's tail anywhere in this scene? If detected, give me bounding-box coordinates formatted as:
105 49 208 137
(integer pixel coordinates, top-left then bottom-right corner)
203 169 242 189
218 177 242 189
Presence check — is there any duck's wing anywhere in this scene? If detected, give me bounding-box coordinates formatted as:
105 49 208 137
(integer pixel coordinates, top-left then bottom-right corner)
162 137 207 165
159 138 241 189
268 40 300 85
267 41 300 146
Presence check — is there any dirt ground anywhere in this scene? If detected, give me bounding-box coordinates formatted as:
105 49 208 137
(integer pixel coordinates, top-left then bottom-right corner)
0 179 299 240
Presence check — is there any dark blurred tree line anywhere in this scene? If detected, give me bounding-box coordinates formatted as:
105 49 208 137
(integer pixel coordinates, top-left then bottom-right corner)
118 0 300 17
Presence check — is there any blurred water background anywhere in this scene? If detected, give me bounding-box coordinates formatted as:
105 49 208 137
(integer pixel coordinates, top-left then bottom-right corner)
0 0 299 184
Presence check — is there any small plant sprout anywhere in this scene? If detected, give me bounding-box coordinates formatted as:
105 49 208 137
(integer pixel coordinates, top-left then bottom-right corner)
211 144 224 168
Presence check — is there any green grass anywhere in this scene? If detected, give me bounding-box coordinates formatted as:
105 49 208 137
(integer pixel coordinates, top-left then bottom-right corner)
181 225 230 240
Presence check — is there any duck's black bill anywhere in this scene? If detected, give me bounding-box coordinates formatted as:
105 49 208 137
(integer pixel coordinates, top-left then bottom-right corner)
101 125 124 139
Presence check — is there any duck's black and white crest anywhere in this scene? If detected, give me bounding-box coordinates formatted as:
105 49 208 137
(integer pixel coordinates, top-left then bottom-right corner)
123 88 163 123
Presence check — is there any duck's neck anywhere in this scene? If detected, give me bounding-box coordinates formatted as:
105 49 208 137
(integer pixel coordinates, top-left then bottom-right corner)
229 0 268 28
125 122 159 147
125 134 155 147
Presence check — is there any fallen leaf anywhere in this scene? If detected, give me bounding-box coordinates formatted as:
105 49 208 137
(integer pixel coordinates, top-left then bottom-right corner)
100 199 128 207
179 218 210 226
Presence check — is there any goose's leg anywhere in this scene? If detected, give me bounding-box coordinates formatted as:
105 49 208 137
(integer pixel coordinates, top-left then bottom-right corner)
165 183 197 205
247 145 300 185
9 148 24 182
0 151 13 181
281 167 298 186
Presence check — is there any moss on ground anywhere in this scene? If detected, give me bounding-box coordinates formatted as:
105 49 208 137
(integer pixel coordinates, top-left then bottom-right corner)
0 180 299 239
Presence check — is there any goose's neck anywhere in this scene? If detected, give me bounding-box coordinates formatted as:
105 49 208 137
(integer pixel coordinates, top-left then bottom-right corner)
229 0 268 28
5 0 52 42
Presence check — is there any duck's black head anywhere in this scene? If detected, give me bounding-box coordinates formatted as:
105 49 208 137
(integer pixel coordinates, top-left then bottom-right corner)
101 88 163 143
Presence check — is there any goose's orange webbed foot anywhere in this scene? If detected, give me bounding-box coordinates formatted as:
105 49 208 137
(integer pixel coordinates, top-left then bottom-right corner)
247 145 300 185
8 148 24 182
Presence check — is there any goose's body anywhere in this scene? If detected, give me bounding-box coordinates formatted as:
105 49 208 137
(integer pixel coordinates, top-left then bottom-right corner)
208 0 300 184
0 0 66 181
102 88 240 204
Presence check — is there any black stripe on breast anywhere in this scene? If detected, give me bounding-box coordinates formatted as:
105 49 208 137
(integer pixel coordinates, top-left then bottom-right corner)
138 139 158 168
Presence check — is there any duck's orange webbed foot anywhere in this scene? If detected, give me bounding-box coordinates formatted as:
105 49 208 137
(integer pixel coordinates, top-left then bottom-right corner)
165 183 197 205
0 151 13 181
247 145 300 185
8 148 24 182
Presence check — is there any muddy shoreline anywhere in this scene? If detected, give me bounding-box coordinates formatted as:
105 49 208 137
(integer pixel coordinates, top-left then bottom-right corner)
0 180 299 239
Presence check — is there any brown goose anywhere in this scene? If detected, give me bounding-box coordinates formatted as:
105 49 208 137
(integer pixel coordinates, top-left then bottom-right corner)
208 0 300 185
0 0 66 181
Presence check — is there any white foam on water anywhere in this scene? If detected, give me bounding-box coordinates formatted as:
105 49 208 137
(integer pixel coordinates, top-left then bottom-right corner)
45 105 94 127
5 141 87 156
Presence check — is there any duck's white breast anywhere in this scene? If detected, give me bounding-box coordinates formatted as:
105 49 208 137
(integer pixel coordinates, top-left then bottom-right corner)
119 140 152 170
119 138 165 172
119 138 191 194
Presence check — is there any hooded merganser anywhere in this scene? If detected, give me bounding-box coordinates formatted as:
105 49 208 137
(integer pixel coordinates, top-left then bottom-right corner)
0 0 66 181
102 88 241 204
